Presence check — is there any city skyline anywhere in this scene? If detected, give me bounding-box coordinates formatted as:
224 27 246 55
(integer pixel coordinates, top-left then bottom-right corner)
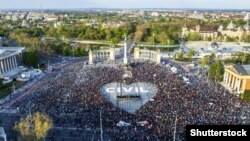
0 0 250 9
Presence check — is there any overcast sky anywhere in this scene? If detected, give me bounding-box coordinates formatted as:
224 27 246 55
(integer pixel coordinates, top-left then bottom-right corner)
0 0 250 9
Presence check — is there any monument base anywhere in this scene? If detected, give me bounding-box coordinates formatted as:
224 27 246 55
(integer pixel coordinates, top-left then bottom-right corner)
123 58 128 65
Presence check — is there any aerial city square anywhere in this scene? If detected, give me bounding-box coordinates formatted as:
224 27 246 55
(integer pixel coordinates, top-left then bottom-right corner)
0 0 250 141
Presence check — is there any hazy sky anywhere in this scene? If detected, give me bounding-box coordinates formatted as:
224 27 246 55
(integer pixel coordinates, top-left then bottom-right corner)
0 0 250 9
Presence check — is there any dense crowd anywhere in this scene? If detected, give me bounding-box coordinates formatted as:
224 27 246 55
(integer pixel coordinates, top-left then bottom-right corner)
17 61 250 141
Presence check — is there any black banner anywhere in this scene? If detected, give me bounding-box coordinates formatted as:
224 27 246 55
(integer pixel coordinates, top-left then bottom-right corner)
186 125 250 141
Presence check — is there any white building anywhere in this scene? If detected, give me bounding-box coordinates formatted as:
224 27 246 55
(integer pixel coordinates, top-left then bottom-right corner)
184 41 250 59
0 47 25 75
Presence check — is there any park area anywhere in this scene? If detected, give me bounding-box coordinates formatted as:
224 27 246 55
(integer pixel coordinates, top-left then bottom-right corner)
0 80 24 99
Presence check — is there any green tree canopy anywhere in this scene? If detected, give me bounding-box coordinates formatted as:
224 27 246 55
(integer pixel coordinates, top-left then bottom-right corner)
22 48 40 68
176 51 184 61
0 79 3 88
201 56 209 68
187 32 201 41
187 49 195 60
208 60 224 82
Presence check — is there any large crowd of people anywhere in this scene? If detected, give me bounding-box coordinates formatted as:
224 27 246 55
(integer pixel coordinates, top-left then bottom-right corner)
16 61 250 140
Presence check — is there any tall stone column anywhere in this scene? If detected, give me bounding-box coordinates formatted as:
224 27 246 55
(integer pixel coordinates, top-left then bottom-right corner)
226 72 229 85
7 57 12 71
156 50 161 64
234 79 238 90
14 55 18 68
3 58 8 73
11 56 15 69
230 74 233 87
89 50 93 64
223 72 227 83
10 56 14 70
123 36 128 65
225 73 229 85
227 73 231 86
0 60 3 74
237 79 241 92
232 76 236 88
134 47 140 60
109 48 115 61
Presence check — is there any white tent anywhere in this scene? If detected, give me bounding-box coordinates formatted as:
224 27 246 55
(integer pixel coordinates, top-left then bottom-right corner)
116 121 131 127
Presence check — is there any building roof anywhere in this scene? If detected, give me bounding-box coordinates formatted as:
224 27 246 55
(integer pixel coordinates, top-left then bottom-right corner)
0 47 25 60
242 65 250 75
226 21 236 30
232 65 249 75
200 26 218 32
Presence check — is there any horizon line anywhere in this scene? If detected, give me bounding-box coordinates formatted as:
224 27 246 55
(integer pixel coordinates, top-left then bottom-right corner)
0 7 250 11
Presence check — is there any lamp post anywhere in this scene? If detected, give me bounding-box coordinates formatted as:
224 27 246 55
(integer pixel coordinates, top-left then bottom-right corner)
152 33 156 50
100 107 103 141
173 113 178 141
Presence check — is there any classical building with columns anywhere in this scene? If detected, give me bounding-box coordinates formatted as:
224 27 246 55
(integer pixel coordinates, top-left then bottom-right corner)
223 65 250 94
0 47 25 75
134 47 161 64
88 47 115 64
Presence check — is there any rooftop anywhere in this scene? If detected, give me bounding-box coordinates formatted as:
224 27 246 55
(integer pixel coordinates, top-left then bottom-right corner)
227 65 250 76
226 21 236 30
242 65 250 75
186 41 249 54
232 65 249 75
0 47 25 60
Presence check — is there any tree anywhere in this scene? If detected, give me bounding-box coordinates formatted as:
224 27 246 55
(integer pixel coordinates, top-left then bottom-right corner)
146 36 154 45
0 79 3 88
187 32 201 41
244 35 250 43
14 112 53 141
226 36 235 42
62 46 70 56
207 36 212 41
33 112 53 140
2 42 9 47
134 30 143 43
187 49 195 60
201 56 209 68
176 51 184 61
157 32 168 45
208 60 224 82
209 53 216 62
22 48 39 68
241 52 249 65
